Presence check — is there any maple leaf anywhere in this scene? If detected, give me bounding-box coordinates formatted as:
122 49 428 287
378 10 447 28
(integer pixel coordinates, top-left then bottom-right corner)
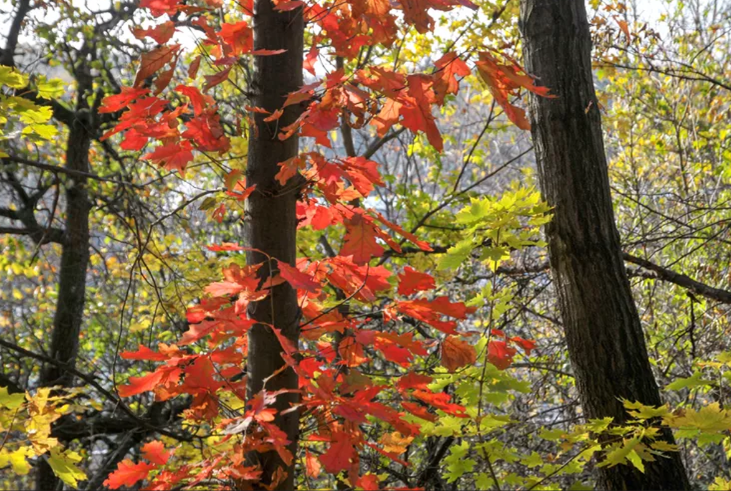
251 49 288 56
180 320 231 346
277 260 320 293
143 141 194 175
412 389 467 417
120 128 148 151
340 213 385 264
441 335 476 371
320 435 354 473
338 336 369 367
104 460 156 489
397 266 435 296
488 340 517 370
134 44 180 88
133 21 176 44
142 441 172 465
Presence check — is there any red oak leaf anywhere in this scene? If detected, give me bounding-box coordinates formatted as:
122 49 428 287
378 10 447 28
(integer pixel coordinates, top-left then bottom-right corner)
141 441 172 465
140 0 181 17
511 336 536 354
134 44 180 88
488 340 517 370
99 87 150 113
121 345 169 361
118 367 182 397
143 141 194 175
277 260 320 293
412 389 467 417
397 266 435 296
218 21 252 56
401 401 437 422
340 213 385 264
305 450 321 478
396 372 432 392
133 21 176 44
104 460 156 489
320 436 355 474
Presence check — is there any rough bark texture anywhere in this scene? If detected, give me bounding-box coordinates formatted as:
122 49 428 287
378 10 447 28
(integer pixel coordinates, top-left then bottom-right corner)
244 1 304 489
519 1 690 489
36 95 93 491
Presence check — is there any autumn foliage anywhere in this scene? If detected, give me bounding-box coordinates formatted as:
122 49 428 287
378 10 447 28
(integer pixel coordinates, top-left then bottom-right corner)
86 0 548 488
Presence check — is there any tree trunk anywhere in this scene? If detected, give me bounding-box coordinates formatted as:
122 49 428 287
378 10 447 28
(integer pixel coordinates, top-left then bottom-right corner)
36 110 93 491
519 1 690 489
244 0 304 489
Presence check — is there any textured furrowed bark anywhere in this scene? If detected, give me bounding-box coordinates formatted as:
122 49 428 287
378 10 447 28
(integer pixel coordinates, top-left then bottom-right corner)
519 1 690 489
36 115 92 491
244 1 304 489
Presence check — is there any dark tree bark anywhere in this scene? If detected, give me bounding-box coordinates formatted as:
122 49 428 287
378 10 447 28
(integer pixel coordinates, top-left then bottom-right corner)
36 70 94 491
519 1 690 489
244 0 304 489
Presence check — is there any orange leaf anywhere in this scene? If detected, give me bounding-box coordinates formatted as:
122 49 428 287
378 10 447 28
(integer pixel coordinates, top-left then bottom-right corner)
305 450 321 478
263 109 284 122
218 21 252 56
441 335 476 371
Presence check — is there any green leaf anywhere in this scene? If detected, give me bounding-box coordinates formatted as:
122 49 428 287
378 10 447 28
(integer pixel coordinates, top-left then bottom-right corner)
0 386 25 410
626 449 645 473
48 448 87 488
22 124 58 140
0 66 28 88
438 239 473 270
666 371 713 391
19 106 53 125
34 76 65 100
